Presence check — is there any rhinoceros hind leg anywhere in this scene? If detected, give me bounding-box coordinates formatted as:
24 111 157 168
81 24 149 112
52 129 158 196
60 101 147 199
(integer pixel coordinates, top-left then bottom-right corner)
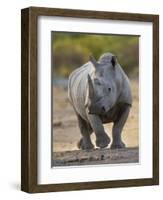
77 114 94 150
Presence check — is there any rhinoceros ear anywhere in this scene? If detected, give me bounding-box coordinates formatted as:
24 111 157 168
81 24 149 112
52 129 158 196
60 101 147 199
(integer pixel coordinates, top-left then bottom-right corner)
87 74 94 99
89 55 98 68
111 55 117 68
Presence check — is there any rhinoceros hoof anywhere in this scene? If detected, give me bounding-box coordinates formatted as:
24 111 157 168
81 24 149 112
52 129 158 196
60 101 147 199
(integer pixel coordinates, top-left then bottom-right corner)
77 138 94 150
96 133 111 148
110 141 126 149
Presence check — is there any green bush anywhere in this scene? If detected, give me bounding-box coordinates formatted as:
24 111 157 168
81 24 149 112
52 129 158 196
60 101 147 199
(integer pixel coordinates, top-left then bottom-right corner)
52 32 139 78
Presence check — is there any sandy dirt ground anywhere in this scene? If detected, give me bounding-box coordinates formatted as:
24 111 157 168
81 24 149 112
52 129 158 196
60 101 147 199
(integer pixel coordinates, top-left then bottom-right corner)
53 80 139 153
53 147 138 166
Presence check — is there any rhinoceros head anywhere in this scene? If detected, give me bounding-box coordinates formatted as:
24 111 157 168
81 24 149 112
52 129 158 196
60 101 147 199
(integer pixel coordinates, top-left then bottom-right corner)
86 53 118 115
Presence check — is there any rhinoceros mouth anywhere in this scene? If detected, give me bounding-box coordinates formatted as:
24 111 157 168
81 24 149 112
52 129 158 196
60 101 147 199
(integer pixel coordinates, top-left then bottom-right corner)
87 95 111 115
88 108 110 115
88 104 110 115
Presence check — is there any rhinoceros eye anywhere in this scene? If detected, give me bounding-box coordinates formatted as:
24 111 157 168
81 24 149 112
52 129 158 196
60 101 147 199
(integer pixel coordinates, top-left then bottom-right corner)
108 87 111 92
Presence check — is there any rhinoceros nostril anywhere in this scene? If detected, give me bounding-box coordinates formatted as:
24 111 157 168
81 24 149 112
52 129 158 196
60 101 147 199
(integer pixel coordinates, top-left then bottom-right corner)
102 106 105 112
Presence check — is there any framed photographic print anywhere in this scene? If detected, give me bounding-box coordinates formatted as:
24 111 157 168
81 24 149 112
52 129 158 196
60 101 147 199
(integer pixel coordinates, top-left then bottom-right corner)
21 7 159 193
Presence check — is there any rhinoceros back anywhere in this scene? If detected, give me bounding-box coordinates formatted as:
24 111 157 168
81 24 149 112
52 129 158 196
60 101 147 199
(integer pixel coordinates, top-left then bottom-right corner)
68 62 93 120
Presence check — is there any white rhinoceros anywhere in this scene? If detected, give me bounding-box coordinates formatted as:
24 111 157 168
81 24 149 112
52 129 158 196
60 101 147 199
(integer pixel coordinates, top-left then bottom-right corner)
68 52 132 150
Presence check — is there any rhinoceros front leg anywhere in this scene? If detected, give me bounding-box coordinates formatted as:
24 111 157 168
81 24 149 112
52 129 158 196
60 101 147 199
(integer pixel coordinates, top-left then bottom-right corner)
111 104 130 149
88 114 111 148
77 114 94 150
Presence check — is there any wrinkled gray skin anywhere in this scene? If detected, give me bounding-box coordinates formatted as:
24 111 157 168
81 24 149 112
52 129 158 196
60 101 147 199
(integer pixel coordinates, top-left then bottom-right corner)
68 53 132 150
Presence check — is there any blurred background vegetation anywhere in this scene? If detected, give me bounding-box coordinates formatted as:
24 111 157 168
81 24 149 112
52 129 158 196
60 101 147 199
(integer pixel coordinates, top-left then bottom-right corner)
52 32 139 83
